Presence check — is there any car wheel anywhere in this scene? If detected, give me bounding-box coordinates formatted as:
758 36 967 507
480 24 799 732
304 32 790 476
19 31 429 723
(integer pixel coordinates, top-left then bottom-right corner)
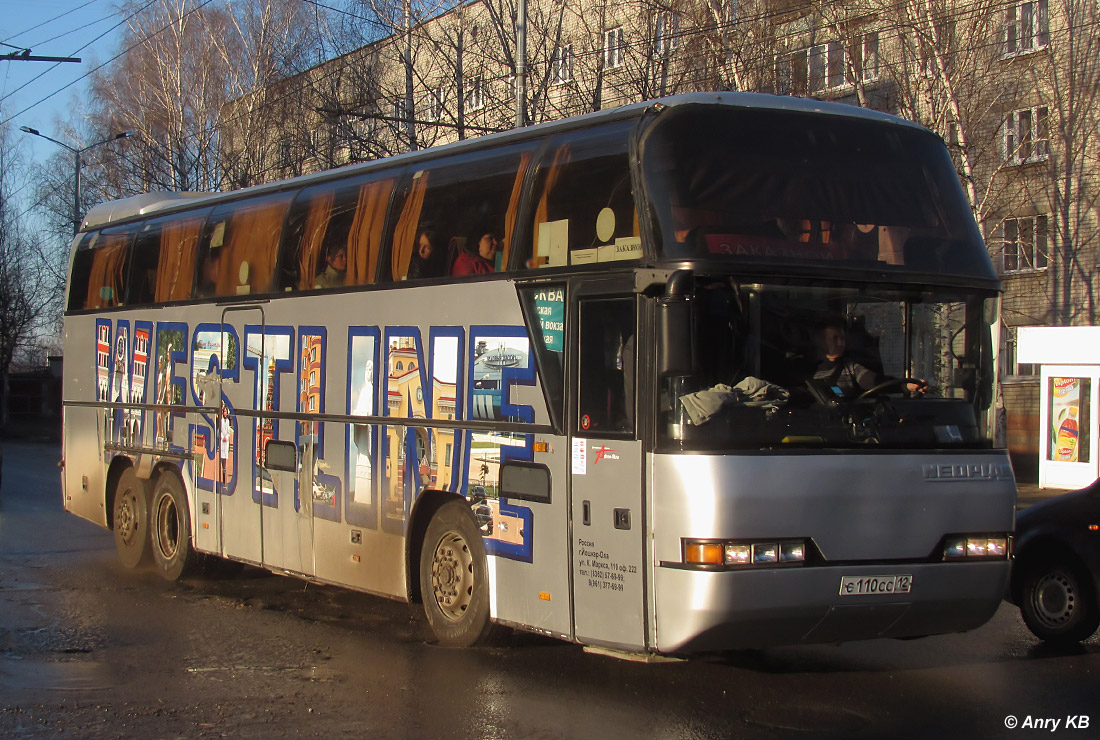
1019 556 1100 643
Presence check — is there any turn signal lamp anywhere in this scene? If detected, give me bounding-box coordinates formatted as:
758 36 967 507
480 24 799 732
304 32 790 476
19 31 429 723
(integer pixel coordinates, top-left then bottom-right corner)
683 539 808 569
685 542 724 565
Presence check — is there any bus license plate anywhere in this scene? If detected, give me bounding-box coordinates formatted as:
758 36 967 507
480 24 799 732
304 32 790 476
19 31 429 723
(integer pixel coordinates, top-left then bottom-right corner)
839 575 913 596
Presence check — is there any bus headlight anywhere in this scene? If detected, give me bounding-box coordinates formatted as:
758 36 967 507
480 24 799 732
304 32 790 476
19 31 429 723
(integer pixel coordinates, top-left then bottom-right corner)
942 535 1010 561
683 539 810 568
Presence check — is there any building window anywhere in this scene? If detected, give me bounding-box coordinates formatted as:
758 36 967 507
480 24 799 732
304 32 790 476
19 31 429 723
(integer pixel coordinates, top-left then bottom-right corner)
393 98 410 125
553 43 574 84
654 12 681 57
787 41 847 94
1004 0 1049 56
464 76 484 111
858 32 880 82
1004 106 1049 164
604 27 624 69
775 50 805 95
1003 325 1039 377
1002 214 1049 272
428 86 444 122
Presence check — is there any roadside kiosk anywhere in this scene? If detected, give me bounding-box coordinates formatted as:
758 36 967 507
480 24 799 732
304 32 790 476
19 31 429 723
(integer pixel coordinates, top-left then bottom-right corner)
1018 326 1100 489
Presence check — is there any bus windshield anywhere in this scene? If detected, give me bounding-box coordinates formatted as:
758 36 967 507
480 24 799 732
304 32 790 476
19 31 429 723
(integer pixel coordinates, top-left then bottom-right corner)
641 105 996 281
661 279 996 451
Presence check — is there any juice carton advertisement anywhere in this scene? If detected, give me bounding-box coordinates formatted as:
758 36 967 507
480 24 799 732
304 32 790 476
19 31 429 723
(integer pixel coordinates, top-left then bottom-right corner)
1051 377 1082 462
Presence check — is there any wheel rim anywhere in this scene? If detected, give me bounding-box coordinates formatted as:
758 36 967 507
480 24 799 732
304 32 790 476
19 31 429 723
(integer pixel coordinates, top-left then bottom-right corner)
116 490 139 546
1031 570 1077 628
430 530 475 622
154 492 180 562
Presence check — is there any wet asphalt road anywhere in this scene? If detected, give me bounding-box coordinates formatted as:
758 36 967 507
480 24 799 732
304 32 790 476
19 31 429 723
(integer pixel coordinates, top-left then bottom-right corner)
1 440 1098 739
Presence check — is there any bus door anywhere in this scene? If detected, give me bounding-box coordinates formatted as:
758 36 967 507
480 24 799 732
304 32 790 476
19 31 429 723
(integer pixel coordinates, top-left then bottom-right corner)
570 296 646 651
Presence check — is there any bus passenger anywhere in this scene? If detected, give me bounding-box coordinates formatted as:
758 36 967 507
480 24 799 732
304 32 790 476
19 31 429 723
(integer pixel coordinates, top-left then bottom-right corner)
407 228 445 280
314 242 347 289
453 228 498 276
196 249 221 298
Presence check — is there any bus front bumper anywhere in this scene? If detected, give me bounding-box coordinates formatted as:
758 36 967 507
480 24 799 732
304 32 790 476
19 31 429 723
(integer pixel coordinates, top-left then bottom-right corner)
653 560 1010 654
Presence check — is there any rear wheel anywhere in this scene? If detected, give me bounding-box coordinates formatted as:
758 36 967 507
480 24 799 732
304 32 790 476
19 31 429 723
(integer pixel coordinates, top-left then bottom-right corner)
149 472 199 581
1019 556 1100 643
113 468 149 569
419 500 495 646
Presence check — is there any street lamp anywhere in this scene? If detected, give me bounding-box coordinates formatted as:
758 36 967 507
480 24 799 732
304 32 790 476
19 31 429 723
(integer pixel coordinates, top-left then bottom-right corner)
19 126 134 235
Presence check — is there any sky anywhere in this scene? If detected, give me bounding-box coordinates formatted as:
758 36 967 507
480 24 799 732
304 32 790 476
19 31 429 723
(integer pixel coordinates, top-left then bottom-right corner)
0 0 127 176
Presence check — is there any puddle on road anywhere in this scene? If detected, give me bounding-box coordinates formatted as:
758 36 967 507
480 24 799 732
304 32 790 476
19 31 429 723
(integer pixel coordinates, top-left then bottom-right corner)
0 657 112 692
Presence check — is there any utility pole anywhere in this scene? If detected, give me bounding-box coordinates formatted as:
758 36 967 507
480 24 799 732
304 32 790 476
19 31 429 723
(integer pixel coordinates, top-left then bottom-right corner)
516 0 527 128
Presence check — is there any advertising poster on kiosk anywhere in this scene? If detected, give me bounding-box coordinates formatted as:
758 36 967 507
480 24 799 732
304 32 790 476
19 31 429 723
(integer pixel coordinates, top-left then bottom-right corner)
1050 377 1088 463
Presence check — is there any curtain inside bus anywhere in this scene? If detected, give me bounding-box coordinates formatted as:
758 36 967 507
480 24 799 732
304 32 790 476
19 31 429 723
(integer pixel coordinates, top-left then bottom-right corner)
391 172 429 280
298 190 335 291
502 151 531 269
156 215 205 302
84 233 130 309
348 178 392 285
532 145 572 267
211 194 292 297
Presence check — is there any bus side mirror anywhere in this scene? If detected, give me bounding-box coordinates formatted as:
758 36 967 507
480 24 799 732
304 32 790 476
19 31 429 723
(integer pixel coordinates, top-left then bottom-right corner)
656 270 694 376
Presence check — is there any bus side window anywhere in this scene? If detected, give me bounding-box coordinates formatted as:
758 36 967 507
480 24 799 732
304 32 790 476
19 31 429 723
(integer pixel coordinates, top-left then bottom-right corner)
153 210 208 303
127 222 162 306
386 143 535 281
67 232 101 311
525 122 638 270
282 175 394 291
196 193 292 299
74 227 136 310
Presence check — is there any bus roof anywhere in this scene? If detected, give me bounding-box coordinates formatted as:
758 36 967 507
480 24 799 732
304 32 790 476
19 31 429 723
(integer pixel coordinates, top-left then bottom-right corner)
81 93 932 231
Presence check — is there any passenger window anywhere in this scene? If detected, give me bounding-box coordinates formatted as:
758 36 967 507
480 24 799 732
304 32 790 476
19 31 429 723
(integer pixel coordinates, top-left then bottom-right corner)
67 232 100 311
196 193 292 299
127 209 210 305
525 122 638 269
386 143 535 280
153 210 210 303
128 223 161 305
280 174 395 292
69 227 137 310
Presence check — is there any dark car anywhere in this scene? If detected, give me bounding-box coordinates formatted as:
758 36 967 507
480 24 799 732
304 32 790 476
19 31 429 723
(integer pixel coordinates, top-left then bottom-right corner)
1009 483 1100 643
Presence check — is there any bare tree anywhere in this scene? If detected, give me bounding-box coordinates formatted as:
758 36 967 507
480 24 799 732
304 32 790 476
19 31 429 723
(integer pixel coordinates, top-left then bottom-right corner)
1026 0 1100 325
215 0 329 186
0 120 57 426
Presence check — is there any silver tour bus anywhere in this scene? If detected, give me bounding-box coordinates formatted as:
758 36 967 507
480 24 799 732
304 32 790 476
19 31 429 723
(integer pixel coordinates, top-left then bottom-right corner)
60 93 1013 655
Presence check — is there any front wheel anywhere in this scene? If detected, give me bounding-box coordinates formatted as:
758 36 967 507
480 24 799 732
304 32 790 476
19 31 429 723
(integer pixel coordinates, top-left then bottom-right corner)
113 468 149 569
149 471 199 581
419 500 496 646
1019 556 1100 643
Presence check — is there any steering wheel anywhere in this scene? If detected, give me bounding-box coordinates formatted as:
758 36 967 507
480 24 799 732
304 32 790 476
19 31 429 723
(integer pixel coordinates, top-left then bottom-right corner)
855 377 925 401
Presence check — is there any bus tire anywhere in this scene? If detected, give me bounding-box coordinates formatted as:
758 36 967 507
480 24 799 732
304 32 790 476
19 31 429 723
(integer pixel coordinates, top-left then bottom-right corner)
420 500 496 647
113 468 149 569
149 471 198 581
1019 555 1100 644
